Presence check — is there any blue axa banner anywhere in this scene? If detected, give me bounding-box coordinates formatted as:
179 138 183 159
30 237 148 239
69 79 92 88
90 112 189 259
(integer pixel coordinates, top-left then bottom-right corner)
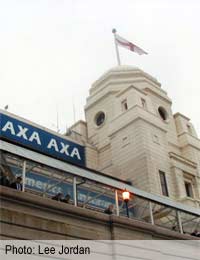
0 113 85 167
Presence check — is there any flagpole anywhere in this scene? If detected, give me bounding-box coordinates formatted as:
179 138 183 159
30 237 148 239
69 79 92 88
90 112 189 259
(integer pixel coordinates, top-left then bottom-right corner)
112 28 121 66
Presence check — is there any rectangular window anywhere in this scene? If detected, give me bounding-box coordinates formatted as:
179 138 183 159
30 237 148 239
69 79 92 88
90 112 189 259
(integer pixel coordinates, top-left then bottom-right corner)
122 136 130 147
187 124 192 135
184 181 193 198
153 134 160 144
121 99 128 111
159 171 169 196
141 98 147 110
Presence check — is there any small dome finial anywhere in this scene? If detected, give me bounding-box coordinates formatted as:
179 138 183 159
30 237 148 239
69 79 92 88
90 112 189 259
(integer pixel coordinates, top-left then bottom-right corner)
112 28 117 34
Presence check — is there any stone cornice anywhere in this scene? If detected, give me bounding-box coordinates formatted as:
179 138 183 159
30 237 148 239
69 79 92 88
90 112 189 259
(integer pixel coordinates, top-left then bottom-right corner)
90 77 163 99
177 132 200 142
169 152 197 169
85 90 118 110
144 87 172 104
109 105 167 136
116 84 147 97
174 112 190 121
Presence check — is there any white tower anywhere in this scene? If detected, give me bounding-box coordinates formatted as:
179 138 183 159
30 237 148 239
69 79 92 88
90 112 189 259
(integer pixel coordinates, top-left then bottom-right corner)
83 66 200 207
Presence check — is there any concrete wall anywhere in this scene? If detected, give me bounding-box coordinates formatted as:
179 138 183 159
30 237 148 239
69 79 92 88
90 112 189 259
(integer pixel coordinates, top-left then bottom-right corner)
0 187 197 240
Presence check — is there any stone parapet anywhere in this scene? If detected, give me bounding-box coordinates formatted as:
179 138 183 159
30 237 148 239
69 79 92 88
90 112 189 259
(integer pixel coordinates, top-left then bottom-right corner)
0 187 198 240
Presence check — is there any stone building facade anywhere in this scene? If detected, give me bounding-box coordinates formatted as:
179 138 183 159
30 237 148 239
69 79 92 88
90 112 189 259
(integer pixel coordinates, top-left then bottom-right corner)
68 65 200 209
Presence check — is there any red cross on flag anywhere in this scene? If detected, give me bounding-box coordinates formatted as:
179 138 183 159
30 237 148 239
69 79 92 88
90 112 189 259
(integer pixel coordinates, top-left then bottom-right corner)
115 34 147 55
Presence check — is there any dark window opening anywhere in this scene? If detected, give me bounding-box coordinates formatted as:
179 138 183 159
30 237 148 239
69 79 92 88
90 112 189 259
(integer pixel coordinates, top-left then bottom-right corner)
187 124 193 135
159 171 169 196
122 99 128 111
141 98 147 109
158 107 168 121
95 112 105 126
185 182 193 198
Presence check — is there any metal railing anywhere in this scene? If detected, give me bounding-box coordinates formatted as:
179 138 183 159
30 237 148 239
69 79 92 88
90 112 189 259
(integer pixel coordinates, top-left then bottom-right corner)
0 141 200 237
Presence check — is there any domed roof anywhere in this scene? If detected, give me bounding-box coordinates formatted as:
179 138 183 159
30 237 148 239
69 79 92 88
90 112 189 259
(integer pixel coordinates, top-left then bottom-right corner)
92 65 160 89
106 65 139 73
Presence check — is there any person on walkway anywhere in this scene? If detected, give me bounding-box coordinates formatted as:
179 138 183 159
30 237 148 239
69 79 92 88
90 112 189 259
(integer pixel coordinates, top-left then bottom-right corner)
52 192 63 201
104 204 114 215
0 171 10 187
10 176 22 191
191 229 200 237
62 194 71 203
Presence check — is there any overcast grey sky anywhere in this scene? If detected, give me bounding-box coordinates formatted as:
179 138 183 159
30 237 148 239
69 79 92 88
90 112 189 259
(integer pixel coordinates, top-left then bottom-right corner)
0 0 200 135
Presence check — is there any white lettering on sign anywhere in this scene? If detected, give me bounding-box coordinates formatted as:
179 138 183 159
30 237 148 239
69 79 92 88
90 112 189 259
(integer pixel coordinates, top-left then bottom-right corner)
47 138 59 152
47 139 81 160
1 118 83 163
16 125 28 139
71 147 81 160
25 177 62 194
60 142 70 155
2 121 15 135
1 121 42 145
29 131 41 145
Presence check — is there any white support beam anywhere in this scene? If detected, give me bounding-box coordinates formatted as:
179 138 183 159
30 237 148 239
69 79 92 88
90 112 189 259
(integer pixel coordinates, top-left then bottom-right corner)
115 190 119 216
22 160 26 192
149 202 154 225
177 210 183 234
73 176 77 207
